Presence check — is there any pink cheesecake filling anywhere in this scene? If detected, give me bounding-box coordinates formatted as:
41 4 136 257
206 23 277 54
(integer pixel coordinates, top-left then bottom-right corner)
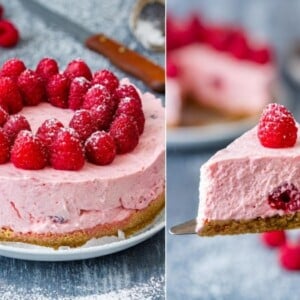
0 80 165 234
197 125 300 231
171 44 275 115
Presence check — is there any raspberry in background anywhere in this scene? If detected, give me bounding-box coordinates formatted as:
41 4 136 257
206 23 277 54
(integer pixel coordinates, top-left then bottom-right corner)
261 231 286 248
250 47 271 64
279 243 300 271
0 128 10 164
93 70 119 94
0 19 19 48
64 59 92 81
46 74 70 108
11 130 47 170
68 77 91 110
0 58 26 79
18 69 46 106
258 103 297 148
36 58 59 83
85 131 116 165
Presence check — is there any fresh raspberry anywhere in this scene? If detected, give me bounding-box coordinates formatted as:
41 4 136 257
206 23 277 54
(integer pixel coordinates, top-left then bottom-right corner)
167 59 179 78
11 130 47 170
93 70 119 94
36 58 59 83
116 97 145 134
279 243 300 271
3 114 31 144
85 131 116 165
115 84 142 107
0 76 23 114
258 103 297 148
69 109 98 142
0 128 10 163
64 59 92 81
261 231 286 248
46 74 70 108
68 77 91 110
90 104 114 131
50 128 85 171
0 20 19 48
109 114 139 154
0 106 9 126
36 118 64 148
0 58 26 79
227 31 249 59
205 26 232 51
82 84 112 110
18 69 46 106
268 183 299 211
250 47 271 64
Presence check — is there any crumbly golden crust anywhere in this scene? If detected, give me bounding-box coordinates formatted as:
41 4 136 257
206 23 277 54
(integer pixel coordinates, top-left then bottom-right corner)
198 212 300 236
0 193 165 249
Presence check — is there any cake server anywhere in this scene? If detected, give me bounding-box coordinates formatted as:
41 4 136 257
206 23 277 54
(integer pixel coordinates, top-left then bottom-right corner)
169 219 197 235
21 0 165 93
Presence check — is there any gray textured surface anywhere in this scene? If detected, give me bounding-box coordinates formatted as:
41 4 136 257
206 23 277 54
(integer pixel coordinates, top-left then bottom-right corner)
0 1 165 299
167 0 300 299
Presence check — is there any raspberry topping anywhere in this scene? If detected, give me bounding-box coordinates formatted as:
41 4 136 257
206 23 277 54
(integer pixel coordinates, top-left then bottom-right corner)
261 231 286 248
85 131 116 165
90 104 114 131
18 69 46 106
36 58 59 83
64 59 92 81
0 106 9 126
115 84 142 107
69 109 98 141
46 74 70 108
93 70 119 93
258 103 297 148
82 84 112 110
279 243 300 271
3 114 31 144
167 59 179 78
0 128 10 164
68 77 91 110
0 20 19 48
50 128 85 171
0 58 26 79
11 130 47 170
0 76 23 114
250 47 271 64
36 118 64 148
110 114 139 154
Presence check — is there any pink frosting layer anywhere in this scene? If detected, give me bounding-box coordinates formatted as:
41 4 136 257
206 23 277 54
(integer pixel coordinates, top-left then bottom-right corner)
0 80 165 234
197 125 300 231
166 78 182 126
171 44 275 115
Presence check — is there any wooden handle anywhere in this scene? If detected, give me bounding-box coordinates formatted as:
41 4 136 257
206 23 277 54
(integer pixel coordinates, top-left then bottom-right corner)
85 34 165 93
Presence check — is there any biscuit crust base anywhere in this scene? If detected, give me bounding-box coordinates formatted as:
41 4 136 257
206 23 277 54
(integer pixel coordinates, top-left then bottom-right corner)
198 212 300 236
0 193 165 249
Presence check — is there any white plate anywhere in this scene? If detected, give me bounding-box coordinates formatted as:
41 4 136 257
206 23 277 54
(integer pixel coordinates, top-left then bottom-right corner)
0 211 164 261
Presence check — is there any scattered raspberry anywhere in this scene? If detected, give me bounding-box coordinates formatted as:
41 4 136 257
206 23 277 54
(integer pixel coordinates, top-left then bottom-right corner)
11 130 47 170
116 97 145 134
36 118 64 148
250 47 271 64
115 84 142 107
18 69 46 106
93 69 119 93
68 77 91 110
69 109 98 141
0 58 26 79
36 58 59 83
90 104 114 131
0 128 10 163
0 76 23 114
85 131 116 165
0 106 9 126
110 114 139 154
82 84 112 110
0 20 19 48
261 231 286 248
279 243 300 271
46 74 70 108
50 128 85 171
64 59 92 81
258 103 297 148
268 183 298 211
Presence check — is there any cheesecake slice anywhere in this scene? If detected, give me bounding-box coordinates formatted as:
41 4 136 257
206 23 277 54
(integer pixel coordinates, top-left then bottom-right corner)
197 103 300 235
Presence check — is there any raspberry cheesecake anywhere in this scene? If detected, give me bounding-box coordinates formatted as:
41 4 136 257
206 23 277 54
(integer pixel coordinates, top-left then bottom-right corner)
167 14 275 126
197 103 300 236
0 58 165 248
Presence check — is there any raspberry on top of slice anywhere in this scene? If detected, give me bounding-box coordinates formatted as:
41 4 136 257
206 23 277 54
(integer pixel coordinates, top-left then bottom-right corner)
257 103 298 148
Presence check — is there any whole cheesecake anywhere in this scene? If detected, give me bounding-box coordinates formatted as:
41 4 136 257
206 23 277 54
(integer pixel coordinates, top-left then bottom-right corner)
0 58 165 248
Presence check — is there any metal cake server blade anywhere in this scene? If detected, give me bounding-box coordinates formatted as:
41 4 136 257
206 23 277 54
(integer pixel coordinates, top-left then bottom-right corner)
169 219 197 235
